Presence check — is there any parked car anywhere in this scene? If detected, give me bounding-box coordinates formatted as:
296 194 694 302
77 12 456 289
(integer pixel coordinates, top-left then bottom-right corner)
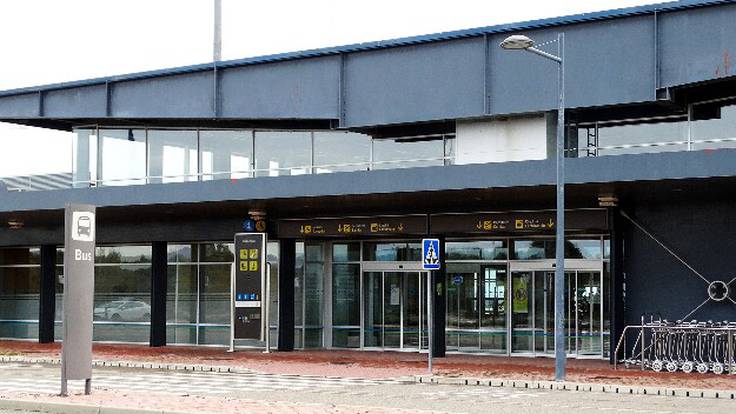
94 300 151 322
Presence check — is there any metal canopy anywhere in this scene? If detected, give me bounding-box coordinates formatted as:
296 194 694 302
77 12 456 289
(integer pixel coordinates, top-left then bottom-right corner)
0 1 735 130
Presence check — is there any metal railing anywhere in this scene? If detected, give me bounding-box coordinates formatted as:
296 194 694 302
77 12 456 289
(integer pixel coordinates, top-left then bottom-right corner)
5 134 736 192
66 156 453 188
572 136 736 157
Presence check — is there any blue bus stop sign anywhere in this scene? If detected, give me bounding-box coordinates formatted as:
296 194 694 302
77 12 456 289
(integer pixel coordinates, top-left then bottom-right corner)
422 238 440 270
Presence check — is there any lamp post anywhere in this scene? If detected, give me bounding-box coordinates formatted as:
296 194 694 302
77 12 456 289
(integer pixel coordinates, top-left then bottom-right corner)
501 33 566 381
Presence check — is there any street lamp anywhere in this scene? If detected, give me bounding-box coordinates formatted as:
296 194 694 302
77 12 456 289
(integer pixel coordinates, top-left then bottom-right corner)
501 33 566 381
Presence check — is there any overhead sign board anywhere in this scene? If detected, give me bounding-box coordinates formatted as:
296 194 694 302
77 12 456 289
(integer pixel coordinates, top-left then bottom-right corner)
422 238 441 270
232 233 266 340
430 209 608 234
61 203 96 395
278 215 427 238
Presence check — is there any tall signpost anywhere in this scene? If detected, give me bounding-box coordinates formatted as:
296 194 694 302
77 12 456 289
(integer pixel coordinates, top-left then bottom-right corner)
61 204 96 396
421 238 440 373
230 233 267 351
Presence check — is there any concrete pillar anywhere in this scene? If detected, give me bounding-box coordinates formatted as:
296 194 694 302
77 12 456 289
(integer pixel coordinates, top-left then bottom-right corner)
38 245 57 343
150 241 167 347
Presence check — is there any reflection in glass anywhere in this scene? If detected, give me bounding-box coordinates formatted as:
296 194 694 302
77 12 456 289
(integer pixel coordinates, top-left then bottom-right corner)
96 246 152 263
480 266 506 351
93 258 151 343
0 248 41 265
255 131 311 177
200 130 253 180
577 119 688 157
147 130 198 183
332 243 360 262
363 242 420 261
566 239 602 259
313 132 371 173
363 272 382 347
332 263 360 348
303 244 323 347
692 104 736 150
0 265 40 339
295 244 305 343
446 263 506 353
166 264 197 344
446 241 507 260
99 129 146 186
513 240 554 260
372 136 447 169
201 243 235 262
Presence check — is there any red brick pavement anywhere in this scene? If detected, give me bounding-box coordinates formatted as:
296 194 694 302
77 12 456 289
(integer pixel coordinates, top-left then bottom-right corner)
2 340 736 390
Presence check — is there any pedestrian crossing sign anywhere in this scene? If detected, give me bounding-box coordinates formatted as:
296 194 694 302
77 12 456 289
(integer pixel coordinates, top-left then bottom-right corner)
422 238 441 270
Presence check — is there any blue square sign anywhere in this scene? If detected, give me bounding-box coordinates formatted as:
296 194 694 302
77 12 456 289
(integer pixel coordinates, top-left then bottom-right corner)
422 238 441 270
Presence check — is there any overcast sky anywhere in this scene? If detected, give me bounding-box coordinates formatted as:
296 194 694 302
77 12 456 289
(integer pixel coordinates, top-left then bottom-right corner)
0 0 667 178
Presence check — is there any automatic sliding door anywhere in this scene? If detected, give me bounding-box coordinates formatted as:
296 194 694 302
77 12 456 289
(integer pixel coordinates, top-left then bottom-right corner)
363 272 382 348
511 271 533 352
384 272 402 348
480 266 507 352
361 270 424 350
542 271 575 355
403 272 421 349
576 271 602 355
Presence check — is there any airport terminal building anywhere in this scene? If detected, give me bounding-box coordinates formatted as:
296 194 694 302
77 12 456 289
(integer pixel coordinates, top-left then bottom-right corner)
1 0 736 361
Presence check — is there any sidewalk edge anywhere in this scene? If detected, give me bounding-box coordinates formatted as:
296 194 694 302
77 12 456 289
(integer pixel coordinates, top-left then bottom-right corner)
0 398 202 414
415 375 736 400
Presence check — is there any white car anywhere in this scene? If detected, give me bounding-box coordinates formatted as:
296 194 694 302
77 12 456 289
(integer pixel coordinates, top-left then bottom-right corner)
94 300 151 322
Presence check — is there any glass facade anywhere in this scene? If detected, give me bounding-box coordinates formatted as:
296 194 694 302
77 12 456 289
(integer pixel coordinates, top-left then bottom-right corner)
0 248 41 339
372 135 453 169
93 245 152 343
691 103 736 150
69 128 457 188
294 243 325 348
255 131 312 177
166 241 279 346
313 132 371 173
0 236 609 357
575 101 736 157
331 243 361 348
99 129 147 186
445 241 507 353
147 130 198 183
446 238 610 357
199 130 253 180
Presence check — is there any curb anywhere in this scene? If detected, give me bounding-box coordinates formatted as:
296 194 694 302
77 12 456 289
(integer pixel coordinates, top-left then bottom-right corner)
415 375 736 400
0 398 192 414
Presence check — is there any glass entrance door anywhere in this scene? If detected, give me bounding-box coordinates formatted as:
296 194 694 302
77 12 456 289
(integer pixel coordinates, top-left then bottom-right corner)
510 268 603 356
362 271 427 350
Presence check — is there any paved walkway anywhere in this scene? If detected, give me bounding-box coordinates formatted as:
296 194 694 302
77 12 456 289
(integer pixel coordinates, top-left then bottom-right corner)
1 362 734 414
0 362 404 396
3 340 736 390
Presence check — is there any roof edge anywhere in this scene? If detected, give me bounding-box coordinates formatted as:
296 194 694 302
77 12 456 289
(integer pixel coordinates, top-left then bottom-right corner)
0 0 732 97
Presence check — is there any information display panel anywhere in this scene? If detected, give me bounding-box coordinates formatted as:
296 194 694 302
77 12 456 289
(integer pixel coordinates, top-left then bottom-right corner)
232 233 266 340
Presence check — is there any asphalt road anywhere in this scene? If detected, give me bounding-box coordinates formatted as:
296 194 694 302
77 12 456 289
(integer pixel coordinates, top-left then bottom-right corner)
0 362 733 413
